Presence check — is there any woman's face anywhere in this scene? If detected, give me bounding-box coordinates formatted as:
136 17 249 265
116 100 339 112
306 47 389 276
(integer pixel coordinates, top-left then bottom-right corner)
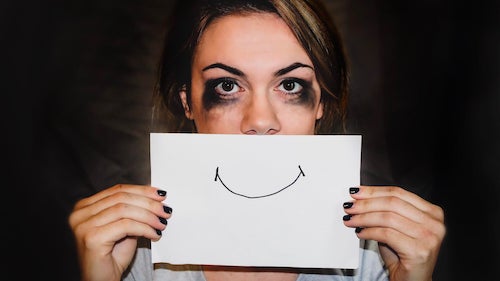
181 12 323 135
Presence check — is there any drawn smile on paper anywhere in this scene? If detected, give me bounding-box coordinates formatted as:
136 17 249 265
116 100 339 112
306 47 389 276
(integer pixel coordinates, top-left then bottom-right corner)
214 165 305 199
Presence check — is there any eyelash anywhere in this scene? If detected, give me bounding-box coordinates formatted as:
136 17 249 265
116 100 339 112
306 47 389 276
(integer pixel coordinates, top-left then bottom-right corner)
275 78 307 96
203 77 312 108
210 78 242 98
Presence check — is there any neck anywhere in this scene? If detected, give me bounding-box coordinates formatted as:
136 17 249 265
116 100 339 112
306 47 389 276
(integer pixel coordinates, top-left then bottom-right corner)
202 265 299 281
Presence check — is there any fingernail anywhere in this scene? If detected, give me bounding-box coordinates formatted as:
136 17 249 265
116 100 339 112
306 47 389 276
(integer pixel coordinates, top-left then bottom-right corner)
343 214 352 221
159 217 168 225
355 227 363 233
156 229 162 236
163 206 173 214
343 202 353 209
157 190 167 196
349 187 360 194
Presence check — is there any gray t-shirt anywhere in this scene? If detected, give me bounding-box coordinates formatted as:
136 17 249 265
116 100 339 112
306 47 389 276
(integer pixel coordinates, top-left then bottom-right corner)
123 239 389 281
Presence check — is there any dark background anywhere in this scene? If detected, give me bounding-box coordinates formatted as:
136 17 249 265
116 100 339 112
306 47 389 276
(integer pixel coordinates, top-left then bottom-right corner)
3 0 499 280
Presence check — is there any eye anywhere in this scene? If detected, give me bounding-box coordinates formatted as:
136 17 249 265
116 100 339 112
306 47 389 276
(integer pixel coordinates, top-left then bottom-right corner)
214 79 241 96
273 78 314 105
277 79 304 95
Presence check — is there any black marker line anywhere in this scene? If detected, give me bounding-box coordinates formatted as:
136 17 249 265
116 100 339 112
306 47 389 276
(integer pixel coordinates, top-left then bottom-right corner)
214 165 305 199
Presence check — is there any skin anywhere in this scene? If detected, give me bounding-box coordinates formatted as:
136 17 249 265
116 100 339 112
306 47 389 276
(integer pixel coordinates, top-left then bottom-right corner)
181 13 323 135
69 12 445 281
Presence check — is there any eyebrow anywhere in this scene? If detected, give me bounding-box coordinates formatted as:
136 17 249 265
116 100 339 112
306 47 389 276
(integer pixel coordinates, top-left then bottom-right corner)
274 62 313 76
202 63 244 76
202 62 313 77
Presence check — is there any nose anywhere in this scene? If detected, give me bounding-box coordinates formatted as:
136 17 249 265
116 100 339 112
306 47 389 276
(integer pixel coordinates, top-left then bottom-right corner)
240 94 281 135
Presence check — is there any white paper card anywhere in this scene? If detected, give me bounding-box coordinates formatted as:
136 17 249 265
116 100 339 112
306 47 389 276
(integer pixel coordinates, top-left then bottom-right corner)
150 133 361 269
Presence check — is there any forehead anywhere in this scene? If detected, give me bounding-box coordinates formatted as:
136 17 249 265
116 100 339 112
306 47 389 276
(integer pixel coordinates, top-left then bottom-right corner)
193 12 313 71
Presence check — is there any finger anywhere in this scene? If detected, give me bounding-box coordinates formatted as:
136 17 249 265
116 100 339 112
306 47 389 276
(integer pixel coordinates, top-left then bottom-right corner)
350 185 444 221
344 196 439 226
343 211 444 239
75 184 166 210
70 191 172 228
89 202 169 232
75 218 163 255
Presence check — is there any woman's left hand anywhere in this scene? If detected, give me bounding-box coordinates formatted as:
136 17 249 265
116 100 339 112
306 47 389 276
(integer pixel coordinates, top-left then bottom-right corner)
343 185 446 281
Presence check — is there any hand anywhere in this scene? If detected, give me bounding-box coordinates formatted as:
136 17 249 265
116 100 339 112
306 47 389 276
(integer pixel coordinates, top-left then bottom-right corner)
343 185 446 281
68 184 172 281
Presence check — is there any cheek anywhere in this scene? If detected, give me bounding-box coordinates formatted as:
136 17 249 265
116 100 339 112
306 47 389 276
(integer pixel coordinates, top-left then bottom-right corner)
192 106 243 134
275 97 322 134
189 83 242 133
278 109 318 134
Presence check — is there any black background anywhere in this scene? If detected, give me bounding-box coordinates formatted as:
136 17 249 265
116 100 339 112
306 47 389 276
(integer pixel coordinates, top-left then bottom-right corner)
3 0 499 280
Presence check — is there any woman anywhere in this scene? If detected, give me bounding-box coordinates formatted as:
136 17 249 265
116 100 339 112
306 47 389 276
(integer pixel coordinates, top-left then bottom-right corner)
69 0 446 280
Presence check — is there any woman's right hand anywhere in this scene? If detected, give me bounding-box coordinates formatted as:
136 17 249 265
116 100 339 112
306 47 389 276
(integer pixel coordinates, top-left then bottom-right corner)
69 184 172 281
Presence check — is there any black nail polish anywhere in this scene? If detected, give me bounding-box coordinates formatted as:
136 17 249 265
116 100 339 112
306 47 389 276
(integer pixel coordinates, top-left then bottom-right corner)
163 206 173 214
156 229 162 236
343 202 353 209
349 187 360 194
159 217 168 225
343 214 352 221
157 190 167 196
355 227 363 233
